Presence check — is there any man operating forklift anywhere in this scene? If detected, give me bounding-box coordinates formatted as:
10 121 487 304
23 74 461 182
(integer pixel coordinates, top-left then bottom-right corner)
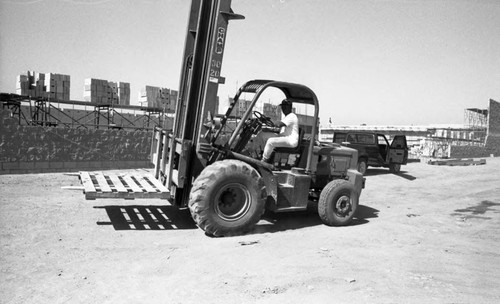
260 99 299 163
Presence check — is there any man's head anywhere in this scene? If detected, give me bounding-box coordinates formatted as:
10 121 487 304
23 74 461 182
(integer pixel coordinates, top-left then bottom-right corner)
279 99 293 115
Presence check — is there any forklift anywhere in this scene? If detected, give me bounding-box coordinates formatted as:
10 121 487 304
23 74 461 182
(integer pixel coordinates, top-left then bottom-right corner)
76 0 365 237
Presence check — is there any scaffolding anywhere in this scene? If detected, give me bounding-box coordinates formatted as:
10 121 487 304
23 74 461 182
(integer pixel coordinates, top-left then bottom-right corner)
0 93 30 125
0 93 172 131
30 98 58 126
137 108 163 129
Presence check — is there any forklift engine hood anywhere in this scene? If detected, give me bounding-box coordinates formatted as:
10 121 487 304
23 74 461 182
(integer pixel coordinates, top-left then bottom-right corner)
313 142 359 175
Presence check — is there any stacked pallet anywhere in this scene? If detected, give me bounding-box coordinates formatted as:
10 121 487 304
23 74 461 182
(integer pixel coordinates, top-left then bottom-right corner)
45 73 70 101
16 71 70 100
139 86 170 109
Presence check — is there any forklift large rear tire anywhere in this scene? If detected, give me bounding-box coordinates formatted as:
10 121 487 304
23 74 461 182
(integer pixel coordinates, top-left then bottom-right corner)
318 179 358 226
189 159 266 237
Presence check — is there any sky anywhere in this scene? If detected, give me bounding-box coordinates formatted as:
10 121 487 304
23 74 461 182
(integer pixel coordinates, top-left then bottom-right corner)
1 0 499 126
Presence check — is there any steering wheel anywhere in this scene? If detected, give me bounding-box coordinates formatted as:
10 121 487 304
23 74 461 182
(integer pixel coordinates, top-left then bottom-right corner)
253 111 275 127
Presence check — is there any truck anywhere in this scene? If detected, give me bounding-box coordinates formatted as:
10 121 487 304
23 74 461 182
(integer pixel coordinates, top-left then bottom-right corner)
74 0 365 237
333 131 408 174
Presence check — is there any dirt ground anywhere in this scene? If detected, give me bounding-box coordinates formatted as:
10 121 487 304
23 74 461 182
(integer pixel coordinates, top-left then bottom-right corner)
1 158 500 304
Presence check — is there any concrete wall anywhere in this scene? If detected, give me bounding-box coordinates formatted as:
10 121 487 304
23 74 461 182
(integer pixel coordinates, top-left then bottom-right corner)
0 109 153 174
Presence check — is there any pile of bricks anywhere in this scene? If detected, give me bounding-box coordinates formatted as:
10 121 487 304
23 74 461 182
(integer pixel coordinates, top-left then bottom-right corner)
84 79 130 105
16 71 70 101
139 86 177 111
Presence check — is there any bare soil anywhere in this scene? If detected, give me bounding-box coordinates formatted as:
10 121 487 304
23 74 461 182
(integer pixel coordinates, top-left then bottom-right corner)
1 158 500 303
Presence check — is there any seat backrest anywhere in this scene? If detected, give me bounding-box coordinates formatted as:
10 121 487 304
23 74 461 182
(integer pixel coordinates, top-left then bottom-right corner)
274 127 305 155
296 127 305 148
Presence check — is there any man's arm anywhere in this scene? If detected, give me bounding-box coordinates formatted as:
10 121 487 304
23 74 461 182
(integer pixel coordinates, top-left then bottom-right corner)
262 121 286 133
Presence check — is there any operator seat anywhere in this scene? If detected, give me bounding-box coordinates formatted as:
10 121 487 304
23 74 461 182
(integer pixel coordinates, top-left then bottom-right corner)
274 128 305 154
270 128 306 169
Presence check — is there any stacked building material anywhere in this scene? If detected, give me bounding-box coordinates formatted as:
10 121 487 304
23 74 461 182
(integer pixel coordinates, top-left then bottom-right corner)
108 82 119 105
34 73 47 98
16 74 30 95
168 90 178 111
44 73 70 101
16 71 36 96
117 82 130 106
16 71 70 100
139 86 170 109
83 78 116 105
83 79 130 105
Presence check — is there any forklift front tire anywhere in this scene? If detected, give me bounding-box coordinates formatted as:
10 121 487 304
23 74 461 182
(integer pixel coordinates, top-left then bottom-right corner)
318 179 358 226
189 160 266 237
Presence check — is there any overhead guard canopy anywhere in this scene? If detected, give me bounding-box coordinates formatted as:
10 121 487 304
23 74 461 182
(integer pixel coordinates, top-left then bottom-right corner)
238 79 318 107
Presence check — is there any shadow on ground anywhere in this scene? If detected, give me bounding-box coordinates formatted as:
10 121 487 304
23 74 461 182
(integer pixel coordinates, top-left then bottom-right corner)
95 203 380 234
451 200 500 220
94 205 197 230
253 204 380 234
364 168 417 181
351 205 380 225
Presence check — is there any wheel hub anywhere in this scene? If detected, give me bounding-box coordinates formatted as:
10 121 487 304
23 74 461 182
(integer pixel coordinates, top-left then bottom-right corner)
335 195 352 216
214 183 251 221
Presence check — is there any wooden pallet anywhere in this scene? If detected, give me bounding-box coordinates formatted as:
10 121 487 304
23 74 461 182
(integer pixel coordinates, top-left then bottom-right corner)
78 172 170 200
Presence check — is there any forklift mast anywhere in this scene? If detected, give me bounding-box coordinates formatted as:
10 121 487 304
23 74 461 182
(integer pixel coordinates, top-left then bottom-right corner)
162 0 243 206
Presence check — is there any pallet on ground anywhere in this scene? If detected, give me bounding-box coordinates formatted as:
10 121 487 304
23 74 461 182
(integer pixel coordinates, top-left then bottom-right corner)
427 158 487 166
